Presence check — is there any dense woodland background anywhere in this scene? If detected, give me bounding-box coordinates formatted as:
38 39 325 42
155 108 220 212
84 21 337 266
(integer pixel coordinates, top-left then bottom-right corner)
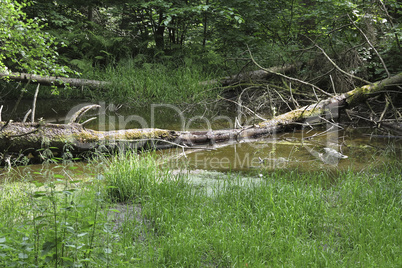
0 0 401 104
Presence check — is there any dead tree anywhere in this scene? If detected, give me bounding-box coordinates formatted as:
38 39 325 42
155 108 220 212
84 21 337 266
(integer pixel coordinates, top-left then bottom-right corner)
0 72 401 164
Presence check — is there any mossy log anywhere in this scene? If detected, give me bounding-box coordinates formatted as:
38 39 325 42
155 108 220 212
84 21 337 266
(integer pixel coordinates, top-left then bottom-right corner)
1 73 401 161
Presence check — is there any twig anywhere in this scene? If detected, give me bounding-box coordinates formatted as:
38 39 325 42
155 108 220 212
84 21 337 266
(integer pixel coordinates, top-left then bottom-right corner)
220 96 267 122
236 86 247 127
385 94 402 119
312 86 320 102
318 116 343 129
347 14 390 77
136 138 213 150
352 114 376 123
112 138 214 159
235 117 242 129
11 80 30 116
247 45 334 97
326 23 354 35
80 117 97 126
267 85 276 116
23 109 32 123
329 75 337 95
309 67 336 84
31 83 40 122
0 105 3 121
302 125 336 140
271 87 293 111
303 35 371 84
365 100 376 116
377 98 389 127
288 82 299 108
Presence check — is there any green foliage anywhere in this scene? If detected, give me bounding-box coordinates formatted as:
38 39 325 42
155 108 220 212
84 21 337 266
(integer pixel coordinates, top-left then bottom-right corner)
1 0 401 101
85 57 222 104
105 155 402 266
0 153 401 266
104 151 166 202
0 176 98 267
0 0 75 76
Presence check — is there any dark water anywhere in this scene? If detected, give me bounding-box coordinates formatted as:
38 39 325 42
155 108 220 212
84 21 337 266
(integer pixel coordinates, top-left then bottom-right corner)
1 99 401 182
1 99 235 130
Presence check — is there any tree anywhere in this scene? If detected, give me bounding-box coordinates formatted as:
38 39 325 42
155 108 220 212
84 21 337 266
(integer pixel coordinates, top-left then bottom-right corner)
1 72 401 161
0 0 75 77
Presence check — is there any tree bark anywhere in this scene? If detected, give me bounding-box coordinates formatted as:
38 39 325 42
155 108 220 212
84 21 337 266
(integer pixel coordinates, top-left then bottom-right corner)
200 63 302 86
1 72 401 162
1 63 298 89
0 72 111 89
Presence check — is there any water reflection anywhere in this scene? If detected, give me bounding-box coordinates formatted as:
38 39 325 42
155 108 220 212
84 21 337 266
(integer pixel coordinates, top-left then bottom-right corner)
1 99 236 131
1 99 401 181
162 129 401 172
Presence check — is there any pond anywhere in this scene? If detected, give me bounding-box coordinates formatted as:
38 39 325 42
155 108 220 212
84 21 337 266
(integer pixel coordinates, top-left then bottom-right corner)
1 99 401 182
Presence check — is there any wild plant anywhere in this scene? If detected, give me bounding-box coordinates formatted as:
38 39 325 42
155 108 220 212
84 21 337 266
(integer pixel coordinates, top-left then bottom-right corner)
0 164 111 267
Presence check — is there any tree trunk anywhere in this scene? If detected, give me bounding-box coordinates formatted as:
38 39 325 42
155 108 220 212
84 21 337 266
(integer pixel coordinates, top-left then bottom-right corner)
0 72 111 89
154 11 165 50
200 63 302 86
1 72 401 163
1 63 298 89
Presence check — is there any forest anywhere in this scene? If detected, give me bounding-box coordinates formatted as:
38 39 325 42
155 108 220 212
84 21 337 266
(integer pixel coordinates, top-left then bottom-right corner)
0 0 402 267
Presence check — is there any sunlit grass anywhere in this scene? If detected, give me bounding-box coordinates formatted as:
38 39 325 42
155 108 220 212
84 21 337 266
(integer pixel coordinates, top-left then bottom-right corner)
138 165 402 267
109 156 402 267
86 58 221 104
0 154 401 267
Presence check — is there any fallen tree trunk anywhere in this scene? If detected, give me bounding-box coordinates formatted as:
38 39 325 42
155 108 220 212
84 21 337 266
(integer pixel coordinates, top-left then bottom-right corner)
1 64 297 89
200 63 301 86
1 73 401 162
0 72 111 89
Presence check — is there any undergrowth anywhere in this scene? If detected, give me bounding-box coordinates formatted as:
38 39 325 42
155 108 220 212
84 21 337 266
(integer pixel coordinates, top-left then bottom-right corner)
0 57 224 104
0 153 401 267
84 58 222 104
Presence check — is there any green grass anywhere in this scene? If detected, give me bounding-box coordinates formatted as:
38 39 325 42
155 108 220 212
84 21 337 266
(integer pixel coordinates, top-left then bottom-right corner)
0 153 401 267
84 58 221 104
0 57 223 104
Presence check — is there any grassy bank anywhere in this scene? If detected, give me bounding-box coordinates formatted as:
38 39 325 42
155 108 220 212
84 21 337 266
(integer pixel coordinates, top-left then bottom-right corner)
1 153 401 267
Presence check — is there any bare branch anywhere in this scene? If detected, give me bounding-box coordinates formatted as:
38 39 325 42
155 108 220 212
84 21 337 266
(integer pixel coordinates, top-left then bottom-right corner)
69 104 101 124
31 83 40 123
289 82 300 108
247 45 334 97
304 35 372 85
80 117 97 126
23 109 32 123
329 75 337 95
347 14 390 77
220 96 267 122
